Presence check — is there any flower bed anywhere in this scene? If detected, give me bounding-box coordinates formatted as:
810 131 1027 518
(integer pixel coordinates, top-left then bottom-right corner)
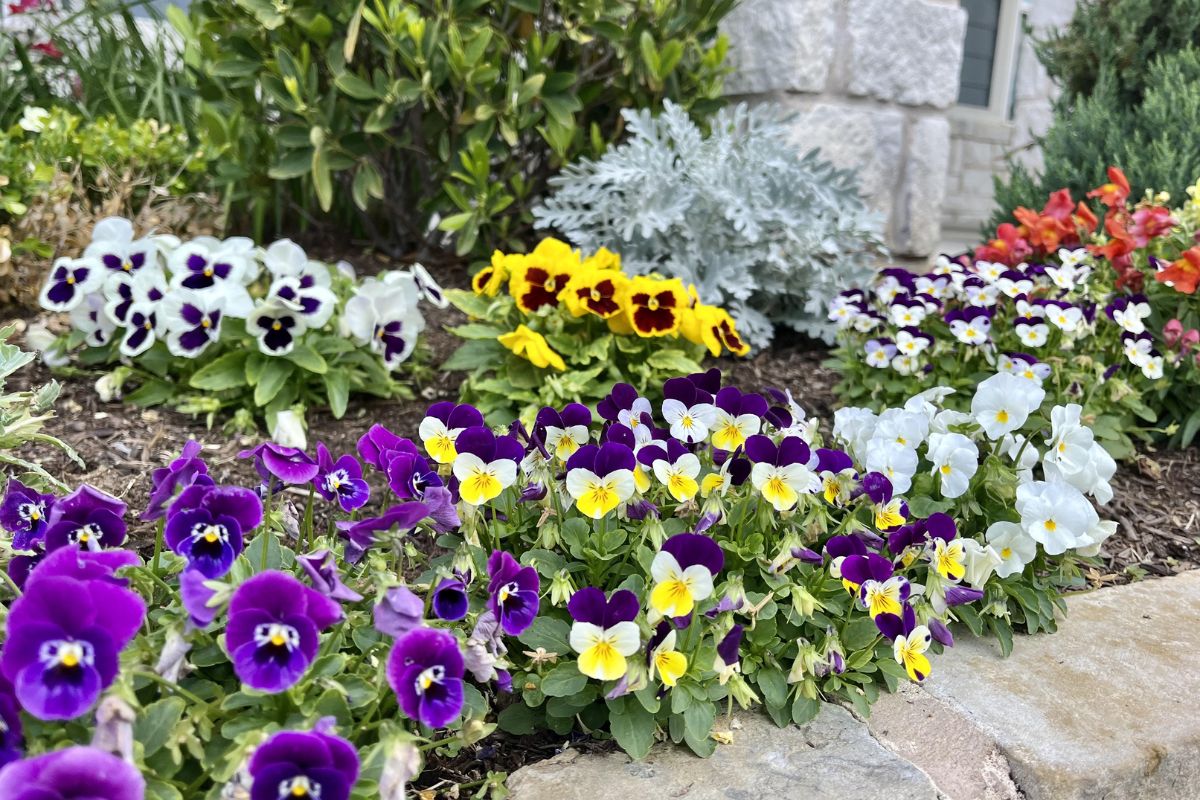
0 369 1114 794
829 166 1200 459
37 220 445 431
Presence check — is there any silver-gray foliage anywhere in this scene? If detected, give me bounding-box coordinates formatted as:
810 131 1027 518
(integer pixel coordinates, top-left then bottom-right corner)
533 101 886 348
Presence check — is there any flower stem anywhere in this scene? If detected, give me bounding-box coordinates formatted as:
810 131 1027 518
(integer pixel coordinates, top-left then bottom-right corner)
132 668 206 706
151 517 165 579
302 485 315 552
0 568 22 597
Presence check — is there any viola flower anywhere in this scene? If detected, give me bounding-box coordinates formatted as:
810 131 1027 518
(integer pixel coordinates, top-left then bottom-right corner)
1121 331 1154 368
497 324 566 371
452 427 523 506
84 216 156 277
565 442 638 518
68 293 117 348
1156 248 1200 294
419 402 485 464
533 403 592 460
159 289 224 358
864 440 918 496
42 486 126 553
713 624 744 683
639 440 702 503
1042 300 1083 332
0 746 145 800
0 676 21 768
971 373 1045 440
710 386 768 452
246 300 308 356
995 270 1033 299
373 585 425 638
385 447 443 502
926 432 978 499
487 550 540 635
409 262 449 309
336 502 431 562
387 627 465 729
568 588 641 681
1106 294 1152 334
142 440 208 521
745 435 820 512
165 484 260 579
1013 316 1049 348
298 549 363 603
1000 352 1052 383
649 533 723 618
597 383 655 445
472 250 515 296
621 276 687 337
1016 480 1098 555
876 605 932 681
226 571 342 692
679 301 751 357
38 257 104 312
645 622 688 688
269 267 338 328
894 327 932 357
1 564 145 719
118 302 159 357
508 239 578 313
166 238 254 315
314 444 370 512
563 268 627 319
0 479 55 550
864 338 897 368
240 442 320 485
945 307 991 345
249 723 360 800
660 377 717 444
103 267 166 329
839 553 903 614
432 576 469 622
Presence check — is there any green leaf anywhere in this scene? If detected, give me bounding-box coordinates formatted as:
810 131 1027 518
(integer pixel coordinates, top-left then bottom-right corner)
134 697 186 758
334 71 380 100
189 351 250 391
646 349 703 375
126 379 175 407
286 344 328 374
540 662 588 697
447 323 506 340
442 340 506 372
608 697 655 759
755 667 788 709
323 371 350 418
254 359 295 406
312 146 334 212
682 700 716 756
517 616 572 654
498 702 539 735
841 617 881 651
791 695 822 725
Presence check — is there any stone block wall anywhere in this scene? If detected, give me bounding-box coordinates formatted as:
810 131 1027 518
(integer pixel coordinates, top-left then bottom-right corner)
722 0 968 259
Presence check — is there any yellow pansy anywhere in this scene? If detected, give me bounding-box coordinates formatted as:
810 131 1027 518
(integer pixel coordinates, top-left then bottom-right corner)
507 238 581 313
875 498 906 530
570 620 641 681
620 276 688 337
861 577 906 618
932 539 966 581
650 629 688 687
680 302 751 357
561 268 628 319
473 250 516 297
893 627 932 681
498 325 567 371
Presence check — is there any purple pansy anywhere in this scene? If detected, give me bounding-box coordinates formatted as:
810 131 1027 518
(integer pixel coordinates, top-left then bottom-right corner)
298 549 363 603
533 402 593 459
240 442 319 485
119 302 158 357
568 587 639 628
142 440 209 521
0 479 55 550
418 402 485 464
226 571 341 693
386 627 465 729
162 290 224 358
314 444 370 512
42 485 126 553
249 722 360 800
180 569 221 629
374 585 425 638
432 576 470 622
0 745 145 800
164 484 262 579
356 424 409 471
839 552 894 588
487 550 540 636
384 446 442 501
714 625 744 674
25 545 138 587
0 676 23 768
246 302 307 356
38 257 103 312
336 502 431 563
1 562 145 720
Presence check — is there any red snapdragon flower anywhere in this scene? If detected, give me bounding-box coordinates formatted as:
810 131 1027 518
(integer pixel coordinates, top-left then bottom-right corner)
1129 206 1177 247
975 222 1031 266
1156 248 1200 295
1087 166 1131 208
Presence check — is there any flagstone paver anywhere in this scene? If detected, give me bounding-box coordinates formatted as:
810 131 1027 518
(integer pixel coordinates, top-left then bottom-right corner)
507 704 938 800
870 569 1200 800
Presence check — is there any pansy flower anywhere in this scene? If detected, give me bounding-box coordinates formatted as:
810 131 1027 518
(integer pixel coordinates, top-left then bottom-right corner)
1043 299 1083 332
679 301 751 357
385 447 443 502
166 238 254 316
1000 352 1052 383
888 295 927 327
713 624 744 684
568 587 640 681
314 444 370 512
638 439 702 503
0 479 55 550
0 675 22 768
84 216 157 276
497 324 567 371
249 722 360 800
451 427 523 506
841 553 908 618
646 622 688 688
67 293 116 348
487 550 540 635
240 442 319 486
336 502 431 563
970 372 1044 440
472 250 515 297
995 269 1033 298
161 289 224 358
1105 294 1152 333
226 571 342 692
38 257 104 312
410 263 449 308
103 266 166 330
386 627 465 729
1121 331 1154 367
859 472 907 531
876 605 932 681
710 386 768 452
746 435 820 512
1013 316 1049 347
1 560 145 719
659 377 717 444
533 403 592 461
118 302 159 357
419 402 484 464
432 575 469 622
298 549 363 603
142 440 208 521
42 486 126 553
374 585 425 638
816 448 856 506
864 338 897 368
508 238 578 313
597 383 655 445
945 307 992 345
926 432 978 499
621 276 688 337
649 533 723 618
565 442 637 518
563 268 627 319
165 484 262 579
0 746 145 800
894 327 932 357
269 266 338 328
343 276 426 370
247 300 308 356
357 424 410 471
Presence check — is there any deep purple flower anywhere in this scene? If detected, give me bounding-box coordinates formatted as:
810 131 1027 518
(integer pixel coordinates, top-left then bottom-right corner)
943 584 984 607
42 485 126 553
660 533 725 577
6 550 44 590
714 625 744 673
432 577 469 622
374 585 425 638
249 721 360 800
336 502 430 563
226 571 341 692
875 603 918 641
1 566 145 720
0 479 55 550
387 627 465 729
298 549 363 603
596 383 644 423
180 569 220 629
744 434 815 467
314 444 370 512
25 545 137 587
385 448 442 501
356 424 410 471
0 676 23 768
142 440 209 521
487 551 539 636
239 442 319 485
825 534 867 562
859 472 894 504
164 484 261 579
791 546 823 565
687 368 723 395
928 618 955 647
0 746 145 800
567 587 639 627
839 553 894 588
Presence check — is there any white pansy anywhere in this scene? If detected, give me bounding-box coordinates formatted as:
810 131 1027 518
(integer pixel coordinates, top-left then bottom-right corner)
1015 480 1098 555
1015 318 1049 347
833 407 877 461
890 353 921 375
1074 519 1119 557
1043 440 1116 505
985 521 1037 578
864 441 918 494
1112 299 1151 333
874 408 930 450
926 432 978 498
971 373 1045 440
161 289 225 358
262 239 309 277
1045 304 1083 332
661 398 717 444
961 539 1004 589
1141 356 1164 380
1001 434 1040 483
1043 404 1095 473
19 106 49 132
271 409 308 450
68 293 117 348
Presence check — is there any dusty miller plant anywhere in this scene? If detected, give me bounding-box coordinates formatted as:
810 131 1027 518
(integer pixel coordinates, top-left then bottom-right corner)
533 101 886 348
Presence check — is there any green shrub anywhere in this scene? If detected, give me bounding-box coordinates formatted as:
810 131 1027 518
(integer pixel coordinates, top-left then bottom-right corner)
173 0 733 257
992 46 1200 228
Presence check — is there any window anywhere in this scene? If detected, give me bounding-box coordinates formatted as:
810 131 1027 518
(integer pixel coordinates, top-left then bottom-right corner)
955 0 1025 119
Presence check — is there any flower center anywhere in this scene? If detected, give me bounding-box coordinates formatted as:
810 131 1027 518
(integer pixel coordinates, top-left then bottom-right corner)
279 775 321 798
19 501 43 522
498 581 519 605
647 297 659 310
414 664 446 694
324 468 351 493
70 522 103 545
1001 547 1013 559
39 639 94 671
1044 519 1057 532
254 622 300 652
995 409 1009 424
191 522 229 545
272 321 283 331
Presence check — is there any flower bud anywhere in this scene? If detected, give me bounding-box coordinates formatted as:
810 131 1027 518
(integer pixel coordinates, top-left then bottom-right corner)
549 569 575 607
787 639 821 683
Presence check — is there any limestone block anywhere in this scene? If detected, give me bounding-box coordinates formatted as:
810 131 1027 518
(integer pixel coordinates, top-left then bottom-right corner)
846 0 967 108
722 0 837 95
895 115 950 256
